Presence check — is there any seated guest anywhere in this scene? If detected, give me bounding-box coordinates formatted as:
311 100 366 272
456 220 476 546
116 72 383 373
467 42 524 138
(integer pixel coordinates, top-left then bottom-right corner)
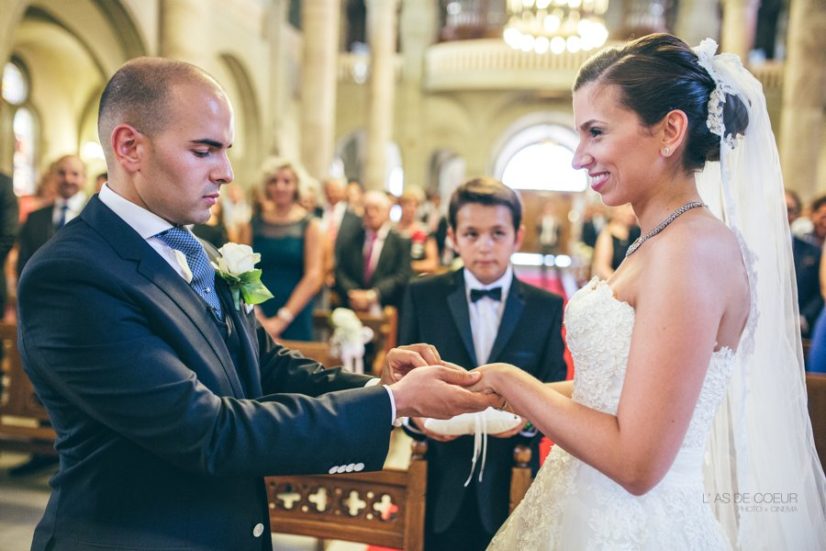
399 177 567 550
335 190 411 312
395 188 439 274
250 157 323 340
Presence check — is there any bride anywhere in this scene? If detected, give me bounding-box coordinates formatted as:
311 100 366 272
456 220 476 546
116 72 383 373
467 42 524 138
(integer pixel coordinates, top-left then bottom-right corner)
472 34 826 549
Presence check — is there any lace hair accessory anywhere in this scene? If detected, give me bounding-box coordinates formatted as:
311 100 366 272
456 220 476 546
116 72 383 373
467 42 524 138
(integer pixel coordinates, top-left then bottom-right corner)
691 39 826 549
695 39 738 148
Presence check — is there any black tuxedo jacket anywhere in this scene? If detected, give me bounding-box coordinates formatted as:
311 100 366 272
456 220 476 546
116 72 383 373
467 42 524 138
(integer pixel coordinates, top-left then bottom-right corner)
399 269 566 534
17 204 56 277
17 196 393 550
334 223 412 308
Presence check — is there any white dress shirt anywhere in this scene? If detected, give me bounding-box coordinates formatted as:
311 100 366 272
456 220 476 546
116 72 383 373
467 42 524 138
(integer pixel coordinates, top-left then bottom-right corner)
465 266 513 366
98 184 193 279
52 192 87 227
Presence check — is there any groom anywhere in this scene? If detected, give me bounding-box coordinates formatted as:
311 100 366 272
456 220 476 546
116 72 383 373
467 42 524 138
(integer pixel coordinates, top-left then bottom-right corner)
16 57 494 551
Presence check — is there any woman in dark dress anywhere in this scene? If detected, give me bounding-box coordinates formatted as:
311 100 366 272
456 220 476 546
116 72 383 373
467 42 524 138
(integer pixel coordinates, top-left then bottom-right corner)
249 158 323 340
591 203 641 279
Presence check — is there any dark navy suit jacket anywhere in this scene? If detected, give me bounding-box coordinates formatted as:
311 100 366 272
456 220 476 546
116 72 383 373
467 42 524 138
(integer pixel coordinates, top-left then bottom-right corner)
399 269 566 535
793 235 822 337
17 196 392 550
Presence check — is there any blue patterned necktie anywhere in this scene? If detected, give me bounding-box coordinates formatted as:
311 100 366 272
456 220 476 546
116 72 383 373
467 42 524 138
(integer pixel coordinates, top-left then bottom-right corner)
56 203 69 229
155 227 224 320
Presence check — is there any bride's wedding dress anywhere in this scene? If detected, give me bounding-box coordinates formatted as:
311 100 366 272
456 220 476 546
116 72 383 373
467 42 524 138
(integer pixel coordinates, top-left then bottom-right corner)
489 278 732 550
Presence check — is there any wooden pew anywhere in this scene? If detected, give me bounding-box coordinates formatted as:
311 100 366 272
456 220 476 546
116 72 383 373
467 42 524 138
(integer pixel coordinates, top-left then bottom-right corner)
510 444 533 513
0 322 57 455
267 439 428 551
277 339 340 368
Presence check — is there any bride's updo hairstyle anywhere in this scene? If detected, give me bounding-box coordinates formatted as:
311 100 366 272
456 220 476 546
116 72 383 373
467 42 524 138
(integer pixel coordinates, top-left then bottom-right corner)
573 33 748 171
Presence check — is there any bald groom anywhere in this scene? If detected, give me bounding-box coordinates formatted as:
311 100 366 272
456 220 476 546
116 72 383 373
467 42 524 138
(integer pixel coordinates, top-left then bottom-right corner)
17 57 494 551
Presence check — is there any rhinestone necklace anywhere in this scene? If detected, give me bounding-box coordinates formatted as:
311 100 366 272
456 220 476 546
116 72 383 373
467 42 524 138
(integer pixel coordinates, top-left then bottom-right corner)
625 200 705 257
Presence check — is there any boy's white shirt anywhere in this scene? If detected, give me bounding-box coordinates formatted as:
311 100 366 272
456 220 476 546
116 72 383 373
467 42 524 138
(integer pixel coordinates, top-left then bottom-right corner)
464 265 513 366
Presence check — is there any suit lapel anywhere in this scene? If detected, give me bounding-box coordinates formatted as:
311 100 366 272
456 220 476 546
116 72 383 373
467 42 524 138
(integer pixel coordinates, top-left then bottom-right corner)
446 269 478 366
81 197 245 397
488 276 525 363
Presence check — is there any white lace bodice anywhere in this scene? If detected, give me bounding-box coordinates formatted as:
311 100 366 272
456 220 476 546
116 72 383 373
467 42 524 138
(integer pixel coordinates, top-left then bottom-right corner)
488 278 734 550
566 278 735 450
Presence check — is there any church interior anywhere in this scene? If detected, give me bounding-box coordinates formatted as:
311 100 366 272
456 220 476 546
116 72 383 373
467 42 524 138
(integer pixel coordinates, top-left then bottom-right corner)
1 0 825 549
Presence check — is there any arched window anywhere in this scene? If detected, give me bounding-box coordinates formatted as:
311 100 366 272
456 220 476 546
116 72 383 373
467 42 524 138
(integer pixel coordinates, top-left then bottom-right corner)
494 123 586 193
3 60 37 196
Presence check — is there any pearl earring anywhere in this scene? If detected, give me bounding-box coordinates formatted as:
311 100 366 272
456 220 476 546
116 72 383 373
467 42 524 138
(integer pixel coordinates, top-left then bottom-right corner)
662 146 671 157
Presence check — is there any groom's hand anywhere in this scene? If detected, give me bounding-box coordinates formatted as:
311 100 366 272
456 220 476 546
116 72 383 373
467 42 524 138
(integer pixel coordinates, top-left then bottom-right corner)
389 365 498 419
380 343 443 385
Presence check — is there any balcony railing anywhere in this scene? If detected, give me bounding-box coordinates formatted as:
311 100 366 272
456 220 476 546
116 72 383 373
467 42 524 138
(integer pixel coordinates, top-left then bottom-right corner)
333 39 785 94
424 38 611 92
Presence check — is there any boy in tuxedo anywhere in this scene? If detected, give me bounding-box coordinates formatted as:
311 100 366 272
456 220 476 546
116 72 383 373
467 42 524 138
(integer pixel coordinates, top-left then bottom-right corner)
399 177 567 550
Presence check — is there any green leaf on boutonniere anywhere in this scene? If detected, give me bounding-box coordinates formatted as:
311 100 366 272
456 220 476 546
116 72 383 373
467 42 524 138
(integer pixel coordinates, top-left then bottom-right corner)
211 243 274 311
237 269 274 306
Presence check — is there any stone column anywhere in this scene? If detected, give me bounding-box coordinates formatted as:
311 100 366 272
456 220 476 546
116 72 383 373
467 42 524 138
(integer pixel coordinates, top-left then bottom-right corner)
266 0 290 156
397 0 437 193
780 0 826 199
159 0 210 66
674 0 721 46
720 0 759 60
300 0 340 179
364 0 400 191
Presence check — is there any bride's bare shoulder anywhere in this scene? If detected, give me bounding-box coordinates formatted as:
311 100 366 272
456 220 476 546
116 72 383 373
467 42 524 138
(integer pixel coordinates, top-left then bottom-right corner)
642 211 746 289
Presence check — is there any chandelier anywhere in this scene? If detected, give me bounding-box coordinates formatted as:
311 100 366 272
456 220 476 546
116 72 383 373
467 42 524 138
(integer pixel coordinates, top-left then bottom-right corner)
503 0 610 54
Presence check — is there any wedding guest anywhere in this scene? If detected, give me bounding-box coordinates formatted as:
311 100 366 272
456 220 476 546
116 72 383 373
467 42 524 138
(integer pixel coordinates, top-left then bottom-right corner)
803 194 826 248
396 188 439 274
220 181 252 244
334 190 411 312
787 190 823 338
590 203 640 279
250 157 323 340
346 179 365 216
17 154 88 278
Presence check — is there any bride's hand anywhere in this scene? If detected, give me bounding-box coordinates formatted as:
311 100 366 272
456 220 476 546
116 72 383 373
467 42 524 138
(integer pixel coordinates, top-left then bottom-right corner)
467 363 514 394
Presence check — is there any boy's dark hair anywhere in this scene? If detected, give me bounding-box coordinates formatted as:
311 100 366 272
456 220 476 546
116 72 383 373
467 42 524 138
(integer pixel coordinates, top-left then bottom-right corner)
447 177 522 232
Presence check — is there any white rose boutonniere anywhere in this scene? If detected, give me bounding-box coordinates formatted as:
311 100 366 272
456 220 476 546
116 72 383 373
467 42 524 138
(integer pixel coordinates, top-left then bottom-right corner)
211 243 274 311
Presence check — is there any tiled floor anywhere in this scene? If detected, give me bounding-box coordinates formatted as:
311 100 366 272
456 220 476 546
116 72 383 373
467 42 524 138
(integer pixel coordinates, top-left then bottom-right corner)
0 430 414 550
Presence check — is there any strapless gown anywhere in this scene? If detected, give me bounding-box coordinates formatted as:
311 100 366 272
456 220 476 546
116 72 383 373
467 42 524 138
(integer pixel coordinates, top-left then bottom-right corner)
489 278 733 550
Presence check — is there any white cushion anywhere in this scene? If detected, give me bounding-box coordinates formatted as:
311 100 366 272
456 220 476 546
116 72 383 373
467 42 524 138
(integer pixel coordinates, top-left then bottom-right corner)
423 407 522 436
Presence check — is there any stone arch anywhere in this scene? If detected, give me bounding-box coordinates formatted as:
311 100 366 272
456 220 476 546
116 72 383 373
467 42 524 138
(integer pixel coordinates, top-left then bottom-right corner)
216 53 263 189
2 0 147 183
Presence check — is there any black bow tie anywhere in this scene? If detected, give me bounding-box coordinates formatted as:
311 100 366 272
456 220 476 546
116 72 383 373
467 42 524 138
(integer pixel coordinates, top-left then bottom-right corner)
470 287 502 302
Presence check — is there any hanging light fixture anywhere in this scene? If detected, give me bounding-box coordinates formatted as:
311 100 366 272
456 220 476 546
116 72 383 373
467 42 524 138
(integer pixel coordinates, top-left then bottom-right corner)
503 0 610 54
